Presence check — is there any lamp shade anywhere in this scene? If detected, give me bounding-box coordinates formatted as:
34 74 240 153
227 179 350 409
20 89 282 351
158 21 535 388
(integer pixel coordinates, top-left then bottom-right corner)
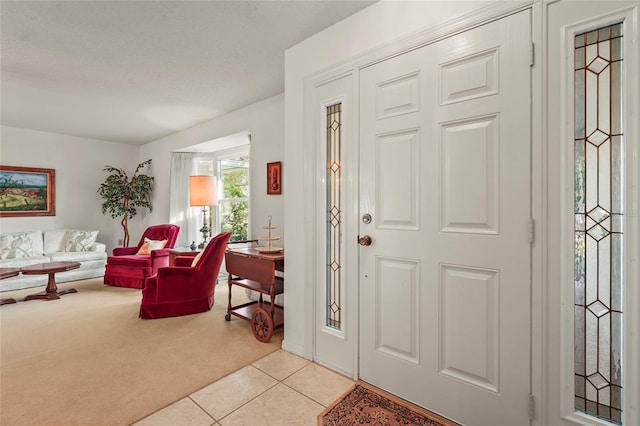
189 176 217 206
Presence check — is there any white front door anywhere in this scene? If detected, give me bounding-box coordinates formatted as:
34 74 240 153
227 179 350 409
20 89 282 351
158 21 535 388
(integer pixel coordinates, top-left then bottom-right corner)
359 10 532 426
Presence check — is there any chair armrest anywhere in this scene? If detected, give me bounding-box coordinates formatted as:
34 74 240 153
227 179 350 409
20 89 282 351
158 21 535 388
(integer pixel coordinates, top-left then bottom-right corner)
150 250 171 274
145 276 158 290
157 266 197 279
113 247 138 256
174 256 194 267
150 249 169 258
149 267 207 302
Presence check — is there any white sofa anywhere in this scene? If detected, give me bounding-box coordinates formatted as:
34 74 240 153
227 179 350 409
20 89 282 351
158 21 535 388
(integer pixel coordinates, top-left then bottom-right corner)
0 229 107 292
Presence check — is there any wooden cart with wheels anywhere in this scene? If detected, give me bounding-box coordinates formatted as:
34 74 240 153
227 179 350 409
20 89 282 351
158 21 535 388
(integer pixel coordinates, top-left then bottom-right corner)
224 248 284 342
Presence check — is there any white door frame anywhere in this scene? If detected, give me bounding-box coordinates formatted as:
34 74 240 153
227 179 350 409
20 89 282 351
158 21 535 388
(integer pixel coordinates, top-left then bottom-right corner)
302 0 543 417
544 2 640 425
299 1 640 424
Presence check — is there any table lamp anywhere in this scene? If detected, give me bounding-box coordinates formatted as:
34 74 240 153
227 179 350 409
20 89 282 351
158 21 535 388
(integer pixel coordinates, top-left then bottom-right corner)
189 175 217 248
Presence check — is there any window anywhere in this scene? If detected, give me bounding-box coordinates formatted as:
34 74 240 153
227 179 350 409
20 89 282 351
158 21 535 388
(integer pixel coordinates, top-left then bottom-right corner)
195 149 249 242
218 155 249 241
326 103 342 330
574 23 624 424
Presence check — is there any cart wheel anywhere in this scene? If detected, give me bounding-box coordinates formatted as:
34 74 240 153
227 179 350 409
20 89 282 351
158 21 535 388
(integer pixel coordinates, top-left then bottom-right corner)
225 313 231 321
251 307 274 343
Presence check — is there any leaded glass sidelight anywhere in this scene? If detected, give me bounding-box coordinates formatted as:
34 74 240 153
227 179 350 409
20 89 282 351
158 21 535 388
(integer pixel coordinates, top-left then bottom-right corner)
326 103 342 330
574 23 623 424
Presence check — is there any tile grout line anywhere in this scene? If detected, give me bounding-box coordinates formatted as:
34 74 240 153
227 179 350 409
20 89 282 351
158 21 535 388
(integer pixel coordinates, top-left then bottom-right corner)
188 395 218 424
215 361 324 424
137 352 341 425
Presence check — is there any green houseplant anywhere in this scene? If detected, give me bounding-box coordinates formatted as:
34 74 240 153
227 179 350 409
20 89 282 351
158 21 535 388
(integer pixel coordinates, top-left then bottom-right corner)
97 159 154 247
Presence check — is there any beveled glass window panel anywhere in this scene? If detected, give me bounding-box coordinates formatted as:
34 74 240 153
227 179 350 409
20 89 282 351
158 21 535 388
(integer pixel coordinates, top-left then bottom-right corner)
574 23 624 425
326 103 342 330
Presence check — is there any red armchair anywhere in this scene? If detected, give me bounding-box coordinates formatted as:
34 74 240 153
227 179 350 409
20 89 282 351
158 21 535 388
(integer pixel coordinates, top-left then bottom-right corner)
103 224 180 289
139 232 231 319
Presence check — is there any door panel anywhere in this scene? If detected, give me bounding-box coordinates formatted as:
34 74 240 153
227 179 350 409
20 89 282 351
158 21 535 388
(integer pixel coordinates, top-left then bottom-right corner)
359 10 532 426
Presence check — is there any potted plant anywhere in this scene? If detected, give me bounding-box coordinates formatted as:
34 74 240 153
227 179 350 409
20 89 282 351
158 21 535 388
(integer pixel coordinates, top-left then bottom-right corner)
97 159 153 247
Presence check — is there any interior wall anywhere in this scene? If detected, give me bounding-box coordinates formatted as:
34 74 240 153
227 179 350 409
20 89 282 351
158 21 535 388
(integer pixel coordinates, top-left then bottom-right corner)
0 125 139 253
139 93 284 246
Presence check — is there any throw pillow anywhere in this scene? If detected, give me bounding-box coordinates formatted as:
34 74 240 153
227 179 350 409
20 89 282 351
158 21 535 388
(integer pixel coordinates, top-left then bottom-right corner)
0 232 34 259
64 230 98 252
191 251 204 267
136 238 168 255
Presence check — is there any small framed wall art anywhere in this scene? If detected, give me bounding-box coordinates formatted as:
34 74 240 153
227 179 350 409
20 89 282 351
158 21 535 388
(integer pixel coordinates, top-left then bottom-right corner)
0 165 56 217
267 161 282 195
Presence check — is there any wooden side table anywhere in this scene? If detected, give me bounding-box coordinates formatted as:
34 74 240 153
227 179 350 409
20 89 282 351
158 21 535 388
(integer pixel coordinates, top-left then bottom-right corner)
21 261 81 301
225 247 284 342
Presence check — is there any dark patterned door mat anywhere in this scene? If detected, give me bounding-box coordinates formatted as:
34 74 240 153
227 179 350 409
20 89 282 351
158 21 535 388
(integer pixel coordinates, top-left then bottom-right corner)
318 381 460 426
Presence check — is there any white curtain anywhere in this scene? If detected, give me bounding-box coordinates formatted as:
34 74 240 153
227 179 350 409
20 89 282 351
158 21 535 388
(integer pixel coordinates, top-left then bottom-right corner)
169 152 198 248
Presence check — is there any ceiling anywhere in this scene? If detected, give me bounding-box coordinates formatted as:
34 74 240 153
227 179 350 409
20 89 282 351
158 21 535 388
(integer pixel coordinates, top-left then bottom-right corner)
0 0 375 145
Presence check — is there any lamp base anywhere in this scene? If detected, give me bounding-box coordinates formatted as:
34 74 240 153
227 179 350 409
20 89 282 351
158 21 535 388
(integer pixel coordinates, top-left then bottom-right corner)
199 207 210 249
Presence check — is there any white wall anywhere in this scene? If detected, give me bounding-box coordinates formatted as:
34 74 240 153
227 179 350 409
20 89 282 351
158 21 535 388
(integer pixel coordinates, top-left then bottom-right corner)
0 126 139 252
139 93 284 244
283 0 498 358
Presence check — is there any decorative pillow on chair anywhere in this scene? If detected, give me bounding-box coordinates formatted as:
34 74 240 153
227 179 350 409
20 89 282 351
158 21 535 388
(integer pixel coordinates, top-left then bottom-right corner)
136 238 168 255
191 251 204 267
64 230 99 252
0 232 34 259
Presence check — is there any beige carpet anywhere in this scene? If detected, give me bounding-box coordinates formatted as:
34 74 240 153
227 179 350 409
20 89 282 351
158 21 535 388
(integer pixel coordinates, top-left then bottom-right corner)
0 278 282 426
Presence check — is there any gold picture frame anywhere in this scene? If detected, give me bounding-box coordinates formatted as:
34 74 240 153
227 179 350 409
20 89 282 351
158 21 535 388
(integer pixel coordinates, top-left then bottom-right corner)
0 166 56 217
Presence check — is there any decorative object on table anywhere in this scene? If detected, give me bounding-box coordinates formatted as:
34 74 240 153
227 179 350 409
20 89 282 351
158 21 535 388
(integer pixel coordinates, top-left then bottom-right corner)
190 241 197 251
266 161 281 195
257 215 282 253
97 159 153 247
0 165 55 217
190 175 217 248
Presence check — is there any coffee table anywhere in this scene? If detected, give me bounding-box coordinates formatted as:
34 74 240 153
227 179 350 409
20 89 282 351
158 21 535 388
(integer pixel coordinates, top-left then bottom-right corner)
0 267 21 305
21 261 81 301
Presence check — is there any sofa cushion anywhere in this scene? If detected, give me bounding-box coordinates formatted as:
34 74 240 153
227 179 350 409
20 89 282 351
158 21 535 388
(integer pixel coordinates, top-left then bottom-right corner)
44 229 69 253
0 255 51 268
191 251 204 267
0 232 35 259
136 238 167 255
49 251 107 262
64 230 99 252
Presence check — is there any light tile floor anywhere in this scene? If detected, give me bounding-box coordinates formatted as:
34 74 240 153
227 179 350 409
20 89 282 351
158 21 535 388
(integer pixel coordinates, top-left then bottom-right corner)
133 349 355 426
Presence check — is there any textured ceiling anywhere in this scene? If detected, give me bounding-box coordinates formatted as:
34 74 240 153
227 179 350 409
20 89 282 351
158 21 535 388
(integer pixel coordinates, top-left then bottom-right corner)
0 0 374 145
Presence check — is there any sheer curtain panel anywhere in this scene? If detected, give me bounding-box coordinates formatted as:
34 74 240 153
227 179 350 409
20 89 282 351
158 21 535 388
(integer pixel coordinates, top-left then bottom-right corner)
169 152 198 248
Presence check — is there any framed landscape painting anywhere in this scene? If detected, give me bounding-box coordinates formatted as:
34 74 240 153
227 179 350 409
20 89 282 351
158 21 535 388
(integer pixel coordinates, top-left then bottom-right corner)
0 166 56 217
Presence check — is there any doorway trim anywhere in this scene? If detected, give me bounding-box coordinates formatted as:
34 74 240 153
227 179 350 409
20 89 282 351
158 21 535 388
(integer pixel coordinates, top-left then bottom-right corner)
552 4 640 424
301 1 542 418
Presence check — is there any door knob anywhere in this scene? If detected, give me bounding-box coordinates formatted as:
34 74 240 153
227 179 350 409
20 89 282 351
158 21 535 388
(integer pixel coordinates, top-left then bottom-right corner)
358 235 372 246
